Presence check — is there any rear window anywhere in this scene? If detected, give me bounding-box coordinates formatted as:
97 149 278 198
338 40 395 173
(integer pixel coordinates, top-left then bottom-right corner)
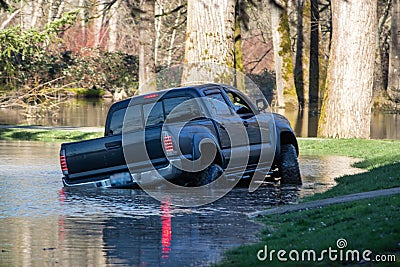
123 105 143 133
143 102 164 126
109 108 126 135
108 96 203 135
164 96 202 122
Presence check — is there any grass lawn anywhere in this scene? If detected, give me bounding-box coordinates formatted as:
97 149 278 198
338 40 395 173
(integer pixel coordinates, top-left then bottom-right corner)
0 128 103 142
217 139 400 266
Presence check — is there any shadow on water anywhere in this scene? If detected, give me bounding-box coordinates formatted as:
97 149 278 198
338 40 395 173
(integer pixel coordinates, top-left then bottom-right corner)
0 141 365 266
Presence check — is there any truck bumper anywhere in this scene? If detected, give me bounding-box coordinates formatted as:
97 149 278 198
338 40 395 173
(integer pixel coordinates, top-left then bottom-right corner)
62 159 182 189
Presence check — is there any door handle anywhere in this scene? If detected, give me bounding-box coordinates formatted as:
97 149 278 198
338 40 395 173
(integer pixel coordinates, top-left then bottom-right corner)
243 120 249 127
105 141 122 150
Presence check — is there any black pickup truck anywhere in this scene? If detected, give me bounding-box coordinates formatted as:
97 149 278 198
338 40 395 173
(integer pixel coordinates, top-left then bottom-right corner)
60 83 301 189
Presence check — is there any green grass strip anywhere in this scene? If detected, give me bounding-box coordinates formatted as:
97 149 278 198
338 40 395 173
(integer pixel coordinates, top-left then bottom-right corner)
0 128 103 142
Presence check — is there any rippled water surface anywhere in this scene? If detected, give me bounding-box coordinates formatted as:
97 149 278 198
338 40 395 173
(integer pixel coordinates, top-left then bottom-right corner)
0 141 364 266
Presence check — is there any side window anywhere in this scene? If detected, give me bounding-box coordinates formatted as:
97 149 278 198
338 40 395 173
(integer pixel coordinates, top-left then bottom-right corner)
124 105 143 133
109 108 126 135
226 91 253 115
206 93 232 116
164 96 202 122
143 101 164 127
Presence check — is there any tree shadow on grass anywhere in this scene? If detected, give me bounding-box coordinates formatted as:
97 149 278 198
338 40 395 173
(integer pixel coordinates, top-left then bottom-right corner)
306 161 400 201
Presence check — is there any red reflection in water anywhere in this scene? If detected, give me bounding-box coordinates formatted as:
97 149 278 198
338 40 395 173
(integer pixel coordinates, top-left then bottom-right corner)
161 201 172 259
58 189 66 242
59 188 66 203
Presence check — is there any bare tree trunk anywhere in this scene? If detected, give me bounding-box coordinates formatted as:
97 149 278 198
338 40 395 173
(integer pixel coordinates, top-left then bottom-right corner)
167 0 183 67
79 0 87 47
388 0 400 102
309 0 319 109
317 0 331 109
234 0 245 90
21 2 33 30
318 0 377 138
56 0 66 19
139 0 156 93
293 0 305 108
373 0 392 108
93 0 105 48
182 0 236 85
108 0 119 52
268 0 298 109
154 0 162 63
293 0 310 109
47 0 55 24
31 0 44 28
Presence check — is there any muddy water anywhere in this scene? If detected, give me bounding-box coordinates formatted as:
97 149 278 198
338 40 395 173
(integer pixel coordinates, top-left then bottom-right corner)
0 141 363 266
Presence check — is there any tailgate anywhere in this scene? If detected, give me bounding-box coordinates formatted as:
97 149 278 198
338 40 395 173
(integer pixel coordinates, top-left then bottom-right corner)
62 135 126 180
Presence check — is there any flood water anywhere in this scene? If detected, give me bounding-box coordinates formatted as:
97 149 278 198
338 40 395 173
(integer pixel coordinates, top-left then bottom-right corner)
1 99 399 140
0 99 112 128
0 141 364 266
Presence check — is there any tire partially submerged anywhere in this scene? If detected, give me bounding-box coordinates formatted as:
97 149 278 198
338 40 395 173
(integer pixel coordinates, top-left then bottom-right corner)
177 163 223 187
195 163 223 186
278 144 302 185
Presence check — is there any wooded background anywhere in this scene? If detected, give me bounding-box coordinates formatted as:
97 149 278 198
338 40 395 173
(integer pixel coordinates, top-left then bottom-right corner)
0 0 399 138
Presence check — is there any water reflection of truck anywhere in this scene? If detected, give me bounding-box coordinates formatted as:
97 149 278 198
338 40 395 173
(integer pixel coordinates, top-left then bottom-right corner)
59 84 301 188
57 195 264 266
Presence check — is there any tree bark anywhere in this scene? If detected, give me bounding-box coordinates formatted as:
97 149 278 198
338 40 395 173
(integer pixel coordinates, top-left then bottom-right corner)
268 0 298 109
308 0 320 110
292 0 311 109
93 0 105 48
318 0 377 139
56 0 66 19
166 0 183 67
373 0 392 108
31 0 44 28
79 0 87 48
108 0 119 52
139 0 156 93
21 2 33 30
182 0 236 85
234 0 245 90
154 0 162 63
388 0 400 102
47 0 55 25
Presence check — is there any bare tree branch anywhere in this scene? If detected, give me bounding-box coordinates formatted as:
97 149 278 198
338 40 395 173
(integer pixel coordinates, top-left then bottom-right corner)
0 8 20 30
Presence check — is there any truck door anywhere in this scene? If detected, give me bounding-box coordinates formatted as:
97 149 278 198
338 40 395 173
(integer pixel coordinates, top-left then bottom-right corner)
203 90 251 169
223 90 262 166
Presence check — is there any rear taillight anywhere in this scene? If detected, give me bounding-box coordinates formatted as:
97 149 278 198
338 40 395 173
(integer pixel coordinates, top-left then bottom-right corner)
60 149 69 175
163 132 176 156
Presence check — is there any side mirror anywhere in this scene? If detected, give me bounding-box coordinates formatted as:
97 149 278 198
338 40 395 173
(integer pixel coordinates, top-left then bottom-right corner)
256 99 267 111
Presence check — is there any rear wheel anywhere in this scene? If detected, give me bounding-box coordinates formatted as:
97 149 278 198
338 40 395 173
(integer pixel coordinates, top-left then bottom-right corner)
194 163 223 186
278 144 302 185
